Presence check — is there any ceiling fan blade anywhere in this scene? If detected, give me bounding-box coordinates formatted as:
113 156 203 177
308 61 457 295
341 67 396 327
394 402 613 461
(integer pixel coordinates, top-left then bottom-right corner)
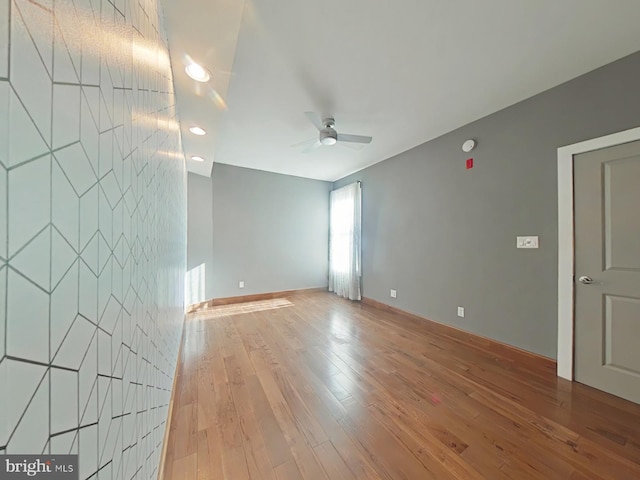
337 133 372 144
304 111 324 131
302 141 322 154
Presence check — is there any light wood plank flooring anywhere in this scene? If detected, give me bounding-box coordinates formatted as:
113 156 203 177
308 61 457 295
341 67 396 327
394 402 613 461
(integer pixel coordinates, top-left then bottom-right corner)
162 291 640 479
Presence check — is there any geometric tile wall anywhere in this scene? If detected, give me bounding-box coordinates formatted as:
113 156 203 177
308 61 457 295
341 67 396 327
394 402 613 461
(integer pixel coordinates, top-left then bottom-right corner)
0 0 187 478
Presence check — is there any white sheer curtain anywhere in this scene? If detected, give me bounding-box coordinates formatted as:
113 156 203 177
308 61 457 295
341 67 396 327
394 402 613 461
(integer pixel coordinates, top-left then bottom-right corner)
329 182 362 300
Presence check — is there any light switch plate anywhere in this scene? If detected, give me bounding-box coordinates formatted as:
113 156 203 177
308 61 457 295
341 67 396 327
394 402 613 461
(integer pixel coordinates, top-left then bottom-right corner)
457 307 465 318
390 289 397 298
239 281 245 288
516 236 539 249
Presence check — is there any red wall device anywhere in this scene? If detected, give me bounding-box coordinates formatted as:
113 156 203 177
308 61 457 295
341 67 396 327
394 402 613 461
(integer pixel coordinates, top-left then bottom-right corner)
466 158 474 169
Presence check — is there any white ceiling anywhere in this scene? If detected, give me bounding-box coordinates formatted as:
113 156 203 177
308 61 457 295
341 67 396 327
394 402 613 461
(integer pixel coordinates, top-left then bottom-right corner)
162 0 640 181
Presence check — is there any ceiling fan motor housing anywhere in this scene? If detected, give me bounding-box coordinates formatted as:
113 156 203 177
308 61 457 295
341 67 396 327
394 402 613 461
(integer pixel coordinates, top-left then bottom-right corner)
320 127 338 145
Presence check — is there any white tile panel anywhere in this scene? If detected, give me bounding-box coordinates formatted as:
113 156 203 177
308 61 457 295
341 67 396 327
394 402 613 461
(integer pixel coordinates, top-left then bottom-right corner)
0 267 5 359
51 228 77 288
52 315 95 370
0 0 8 79
52 84 81 149
79 184 99 251
9 8 51 146
6 270 49 363
52 161 80 251
1 358 47 447
50 262 79 359
0 164 6 259
10 225 50 291
2 0 186 475
78 259 98 323
6 373 49 454
8 155 50 256
55 142 97 197
50 368 78 434
15 0 54 77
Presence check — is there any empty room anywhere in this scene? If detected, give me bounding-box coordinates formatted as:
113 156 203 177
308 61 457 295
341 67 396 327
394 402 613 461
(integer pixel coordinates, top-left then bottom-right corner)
1 0 640 479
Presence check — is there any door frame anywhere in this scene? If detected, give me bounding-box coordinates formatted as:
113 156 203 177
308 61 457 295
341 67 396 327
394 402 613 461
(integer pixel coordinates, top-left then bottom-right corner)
557 126 640 380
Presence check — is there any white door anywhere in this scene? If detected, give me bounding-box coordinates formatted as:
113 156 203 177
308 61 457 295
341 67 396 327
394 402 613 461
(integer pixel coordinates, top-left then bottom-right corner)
573 139 640 404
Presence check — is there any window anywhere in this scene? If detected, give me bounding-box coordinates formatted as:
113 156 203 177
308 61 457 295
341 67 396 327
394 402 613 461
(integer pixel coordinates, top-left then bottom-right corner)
329 182 362 300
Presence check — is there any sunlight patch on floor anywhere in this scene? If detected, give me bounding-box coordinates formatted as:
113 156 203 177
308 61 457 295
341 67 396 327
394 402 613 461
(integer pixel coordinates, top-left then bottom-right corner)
188 298 294 319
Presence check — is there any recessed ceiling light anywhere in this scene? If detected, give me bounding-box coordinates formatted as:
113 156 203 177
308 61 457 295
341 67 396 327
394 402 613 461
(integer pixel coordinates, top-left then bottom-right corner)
185 62 210 82
191 156 205 162
189 126 207 136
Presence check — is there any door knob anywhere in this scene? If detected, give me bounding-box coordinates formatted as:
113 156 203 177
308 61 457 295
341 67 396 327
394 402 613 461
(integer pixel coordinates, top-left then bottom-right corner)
578 276 593 284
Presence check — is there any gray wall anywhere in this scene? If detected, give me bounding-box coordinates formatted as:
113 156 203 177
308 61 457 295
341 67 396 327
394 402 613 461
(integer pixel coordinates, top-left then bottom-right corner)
187 173 215 301
0 0 187 477
335 51 640 359
188 164 332 299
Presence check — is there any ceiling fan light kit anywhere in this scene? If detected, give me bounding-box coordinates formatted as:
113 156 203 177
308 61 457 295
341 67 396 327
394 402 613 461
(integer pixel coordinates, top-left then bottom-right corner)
320 134 338 145
320 118 338 145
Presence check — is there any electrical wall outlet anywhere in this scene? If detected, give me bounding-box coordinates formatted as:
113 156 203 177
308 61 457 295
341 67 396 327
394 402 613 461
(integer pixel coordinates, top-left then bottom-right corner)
239 281 245 289
390 289 397 298
457 306 465 318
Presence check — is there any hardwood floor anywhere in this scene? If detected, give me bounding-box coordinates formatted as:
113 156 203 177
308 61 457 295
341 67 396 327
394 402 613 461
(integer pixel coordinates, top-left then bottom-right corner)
162 291 640 479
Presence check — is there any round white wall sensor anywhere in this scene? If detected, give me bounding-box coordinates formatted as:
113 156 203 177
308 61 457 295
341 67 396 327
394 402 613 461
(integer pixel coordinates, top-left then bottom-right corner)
462 139 476 153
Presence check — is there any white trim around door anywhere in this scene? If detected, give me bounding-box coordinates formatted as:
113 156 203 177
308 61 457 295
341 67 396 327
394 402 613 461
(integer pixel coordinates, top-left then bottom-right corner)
557 126 640 380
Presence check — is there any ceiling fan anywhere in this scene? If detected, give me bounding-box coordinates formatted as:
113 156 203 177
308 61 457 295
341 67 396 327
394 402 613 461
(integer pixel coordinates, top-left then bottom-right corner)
298 112 372 153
